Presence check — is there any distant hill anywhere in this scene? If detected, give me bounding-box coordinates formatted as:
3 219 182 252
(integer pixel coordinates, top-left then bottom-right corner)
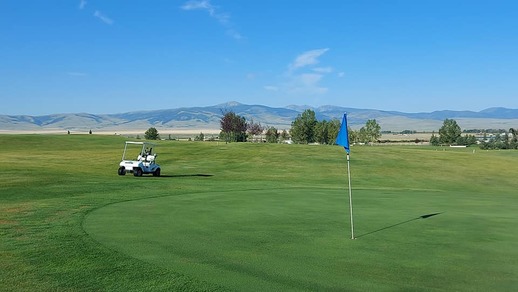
1 102 517 133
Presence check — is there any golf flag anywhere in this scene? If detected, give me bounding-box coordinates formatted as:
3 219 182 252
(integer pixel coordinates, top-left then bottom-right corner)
336 113 354 239
336 113 350 153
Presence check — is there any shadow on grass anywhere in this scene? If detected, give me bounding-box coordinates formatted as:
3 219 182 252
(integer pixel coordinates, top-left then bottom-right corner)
159 174 214 178
356 212 443 238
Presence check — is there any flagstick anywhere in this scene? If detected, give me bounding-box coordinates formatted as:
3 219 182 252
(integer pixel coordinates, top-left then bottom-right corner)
347 153 355 239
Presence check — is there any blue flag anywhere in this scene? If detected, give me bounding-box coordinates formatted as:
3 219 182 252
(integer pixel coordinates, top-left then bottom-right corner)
336 113 350 153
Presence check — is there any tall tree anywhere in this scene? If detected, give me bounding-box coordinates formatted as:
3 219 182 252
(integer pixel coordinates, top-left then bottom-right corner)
315 120 329 144
359 119 381 143
314 119 340 145
290 109 317 144
348 127 359 144
265 126 280 143
510 128 518 149
220 111 248 142
145 127 160 140
430 132 440 146
438 119 461 145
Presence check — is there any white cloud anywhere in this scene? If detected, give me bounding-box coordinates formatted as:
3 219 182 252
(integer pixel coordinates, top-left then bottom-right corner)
181 0 241 39
338 71 345 78
79 0 87 10
273 49 331 95
181 0 228 23
181 0 212 11
313 67 333 74
288 73 328 94
289 48 329 71
94 10 113 25
226 29 243 40
299 73 323 84
263 49 336 96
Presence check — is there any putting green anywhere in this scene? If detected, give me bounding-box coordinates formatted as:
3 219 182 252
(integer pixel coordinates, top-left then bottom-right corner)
83 187 500 290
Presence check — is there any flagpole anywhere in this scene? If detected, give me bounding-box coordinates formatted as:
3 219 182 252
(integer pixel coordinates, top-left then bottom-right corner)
336 113 354 240
347 153 354 239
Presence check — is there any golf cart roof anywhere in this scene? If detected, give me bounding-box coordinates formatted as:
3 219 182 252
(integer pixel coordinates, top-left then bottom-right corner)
125 141 156 146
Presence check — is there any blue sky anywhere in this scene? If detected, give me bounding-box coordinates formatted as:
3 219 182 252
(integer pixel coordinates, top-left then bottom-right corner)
1 0 517 115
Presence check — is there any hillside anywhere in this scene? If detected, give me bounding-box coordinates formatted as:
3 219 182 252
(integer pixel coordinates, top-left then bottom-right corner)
1 102 518 133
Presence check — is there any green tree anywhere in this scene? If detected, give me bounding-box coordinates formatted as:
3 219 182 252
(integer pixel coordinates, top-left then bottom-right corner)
145 127 160 140
348 128 359 144
510 128 518 149
280 129 290 141
467 135 477 146
503 133 510 149
328 119 341 145
359 119 381 143
315 120 329 144
487 133 508 149
358 127 368 143
313 119 340 145
265 126 280 143
290 109 317 144
456 135 467 145
220 110 248 142
194 132 204 141
430 132 440 146
438 119 461 145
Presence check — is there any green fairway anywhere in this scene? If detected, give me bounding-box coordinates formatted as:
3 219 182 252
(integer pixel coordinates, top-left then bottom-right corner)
1 135 517 291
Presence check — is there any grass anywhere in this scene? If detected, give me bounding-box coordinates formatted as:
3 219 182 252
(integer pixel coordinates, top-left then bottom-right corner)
1 134 517 291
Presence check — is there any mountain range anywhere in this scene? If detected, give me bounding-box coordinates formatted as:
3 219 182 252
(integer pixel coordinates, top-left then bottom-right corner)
1 101 518 133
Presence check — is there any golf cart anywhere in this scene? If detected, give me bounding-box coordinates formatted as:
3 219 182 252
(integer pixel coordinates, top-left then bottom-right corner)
118 141 161 177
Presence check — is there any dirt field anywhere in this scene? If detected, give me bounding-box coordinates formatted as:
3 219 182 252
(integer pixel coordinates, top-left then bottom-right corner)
381 133 432 141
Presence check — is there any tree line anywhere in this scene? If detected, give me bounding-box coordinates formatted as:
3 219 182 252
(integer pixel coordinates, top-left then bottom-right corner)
429 119 517 149
219 109 381 145
143 110 516 150
479 128 518 149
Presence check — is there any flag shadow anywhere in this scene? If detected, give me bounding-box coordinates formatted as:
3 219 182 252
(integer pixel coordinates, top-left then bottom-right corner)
355 212 443 238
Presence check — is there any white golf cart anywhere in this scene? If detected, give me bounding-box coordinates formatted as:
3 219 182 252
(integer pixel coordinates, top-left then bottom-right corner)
118 141 161 177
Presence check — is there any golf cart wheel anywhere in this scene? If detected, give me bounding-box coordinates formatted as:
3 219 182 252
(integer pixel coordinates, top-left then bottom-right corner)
153 168 161 177
134 168 143 177
118 166 126 176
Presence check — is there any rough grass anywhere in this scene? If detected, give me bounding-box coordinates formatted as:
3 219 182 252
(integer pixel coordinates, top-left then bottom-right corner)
1 135 517 291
